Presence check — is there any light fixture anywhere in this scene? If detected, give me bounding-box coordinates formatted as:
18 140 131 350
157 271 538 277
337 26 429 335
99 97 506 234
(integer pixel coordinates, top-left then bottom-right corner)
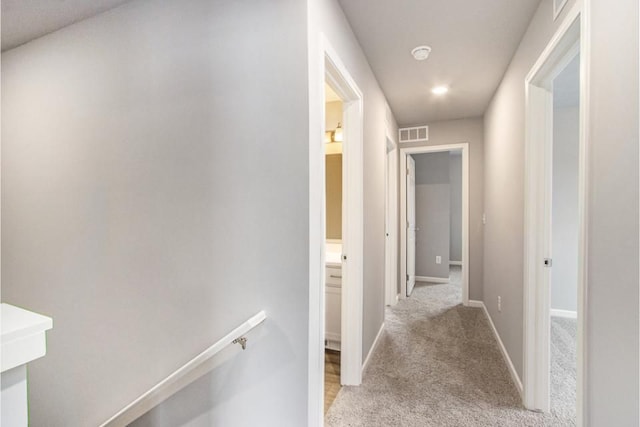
411 45 432 61
325 123 344 143
431 85 449 95
333 122 344 142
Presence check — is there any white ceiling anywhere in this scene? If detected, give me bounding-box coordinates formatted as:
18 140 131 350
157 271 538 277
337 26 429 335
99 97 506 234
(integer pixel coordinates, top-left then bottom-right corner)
1 0 132 51
337 0 542 126
2 0 542 125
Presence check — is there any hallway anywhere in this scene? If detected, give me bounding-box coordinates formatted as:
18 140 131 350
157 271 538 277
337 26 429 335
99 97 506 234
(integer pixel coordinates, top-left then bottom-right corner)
326 268 575 426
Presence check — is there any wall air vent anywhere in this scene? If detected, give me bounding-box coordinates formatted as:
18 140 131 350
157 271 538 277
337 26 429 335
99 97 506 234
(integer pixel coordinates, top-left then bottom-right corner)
398 126 428 143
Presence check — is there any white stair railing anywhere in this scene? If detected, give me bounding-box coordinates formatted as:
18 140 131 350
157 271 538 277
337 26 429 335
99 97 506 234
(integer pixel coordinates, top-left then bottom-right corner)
100 311 267 427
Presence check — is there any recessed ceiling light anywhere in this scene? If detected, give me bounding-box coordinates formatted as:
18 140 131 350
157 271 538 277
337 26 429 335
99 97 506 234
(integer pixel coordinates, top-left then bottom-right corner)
431 85 449 95
411 45 432 61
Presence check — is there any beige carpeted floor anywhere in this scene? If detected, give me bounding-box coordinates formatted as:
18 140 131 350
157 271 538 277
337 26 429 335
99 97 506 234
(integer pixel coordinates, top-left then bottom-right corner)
326 267 576 426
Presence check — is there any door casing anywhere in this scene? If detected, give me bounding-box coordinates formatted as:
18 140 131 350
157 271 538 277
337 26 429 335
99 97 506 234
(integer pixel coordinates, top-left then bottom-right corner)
523 3 589 423
399 143 470 305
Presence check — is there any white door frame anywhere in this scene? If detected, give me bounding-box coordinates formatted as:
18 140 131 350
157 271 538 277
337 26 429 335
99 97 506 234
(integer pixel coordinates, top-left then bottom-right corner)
385 131 399 306
399 143 470 305
324 43 364 388
523 3 588 423
307 33 365 426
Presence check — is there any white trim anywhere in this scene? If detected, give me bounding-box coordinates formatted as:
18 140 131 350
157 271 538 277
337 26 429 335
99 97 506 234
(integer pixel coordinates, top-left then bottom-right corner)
415 276 449 284
399 143 470 307
325 332 341 342
449 260 462 266
322 35 365 388
477 301 524 396
307 31 365 427
467 299 484 309
362 323 385 374
553 0 569 21
523 2 588 421
576 3 590 424
385 130 399 307
550 309 578 319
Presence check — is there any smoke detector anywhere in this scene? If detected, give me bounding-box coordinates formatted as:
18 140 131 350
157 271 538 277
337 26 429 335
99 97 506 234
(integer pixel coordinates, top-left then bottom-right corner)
411 45 432 61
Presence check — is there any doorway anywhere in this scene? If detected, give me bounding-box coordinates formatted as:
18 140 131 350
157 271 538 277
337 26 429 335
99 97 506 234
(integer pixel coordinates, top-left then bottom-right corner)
308 35 365 425
549 52 580 421
323 83 343 413
523 4 587 423
399 144 470 305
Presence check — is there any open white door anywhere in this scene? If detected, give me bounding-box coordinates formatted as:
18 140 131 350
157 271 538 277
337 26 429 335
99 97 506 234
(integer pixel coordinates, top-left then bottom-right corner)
406 155 416 296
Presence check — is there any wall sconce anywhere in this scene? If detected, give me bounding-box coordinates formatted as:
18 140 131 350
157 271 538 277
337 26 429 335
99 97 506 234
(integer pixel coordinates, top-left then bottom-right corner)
325 122 344 143
333 122 343 142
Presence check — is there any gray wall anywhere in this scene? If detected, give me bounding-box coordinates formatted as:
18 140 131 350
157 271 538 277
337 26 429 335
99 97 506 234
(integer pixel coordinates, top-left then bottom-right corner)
484 0 639 423
308 0 399 363
551 106 579 312
399 118 484 300
483 0 578 380
413 152 450 278
325 154 342 240
1 0 310 426
586 0 638 423
449 153 463 262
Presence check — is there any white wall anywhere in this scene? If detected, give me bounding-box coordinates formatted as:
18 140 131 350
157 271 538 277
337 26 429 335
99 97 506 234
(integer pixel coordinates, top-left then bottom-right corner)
399 118 484 300
413 152 450 279
1 0 310 426
449 153 463 262
551 106 579 313
586 0 638 423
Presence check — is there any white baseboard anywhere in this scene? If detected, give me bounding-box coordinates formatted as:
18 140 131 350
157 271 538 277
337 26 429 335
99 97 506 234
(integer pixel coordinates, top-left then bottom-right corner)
386 293 400 307
415 276 449 284
325 332 341 342
449 260 463 266
550 309 577 319
325 332 341 351
362 322 385 374
474 301 523 397
467 299 484 308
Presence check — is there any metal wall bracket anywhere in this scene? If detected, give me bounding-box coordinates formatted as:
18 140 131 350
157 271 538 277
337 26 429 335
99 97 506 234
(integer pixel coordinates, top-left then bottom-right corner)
233 336 248 350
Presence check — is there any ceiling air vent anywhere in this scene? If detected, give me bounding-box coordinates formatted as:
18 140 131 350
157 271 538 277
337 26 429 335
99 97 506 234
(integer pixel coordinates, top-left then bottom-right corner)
399 126 428 143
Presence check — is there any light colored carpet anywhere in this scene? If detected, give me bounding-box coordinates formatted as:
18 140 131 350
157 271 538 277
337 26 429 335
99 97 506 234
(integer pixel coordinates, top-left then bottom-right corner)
326 267 576 426
550 317 577 422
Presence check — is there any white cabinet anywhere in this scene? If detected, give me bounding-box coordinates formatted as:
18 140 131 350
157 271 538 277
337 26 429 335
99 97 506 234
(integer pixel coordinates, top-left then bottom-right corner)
1 304 53 427
325 263 342 351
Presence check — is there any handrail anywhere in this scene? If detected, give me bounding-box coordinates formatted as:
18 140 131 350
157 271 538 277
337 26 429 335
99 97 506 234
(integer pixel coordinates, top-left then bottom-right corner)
100 311 267 427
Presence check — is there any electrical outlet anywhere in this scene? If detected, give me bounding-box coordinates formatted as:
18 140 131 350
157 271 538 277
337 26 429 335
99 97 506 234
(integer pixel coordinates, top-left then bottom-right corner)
482 213 487 225
497 296 502 312
436 256 442 264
